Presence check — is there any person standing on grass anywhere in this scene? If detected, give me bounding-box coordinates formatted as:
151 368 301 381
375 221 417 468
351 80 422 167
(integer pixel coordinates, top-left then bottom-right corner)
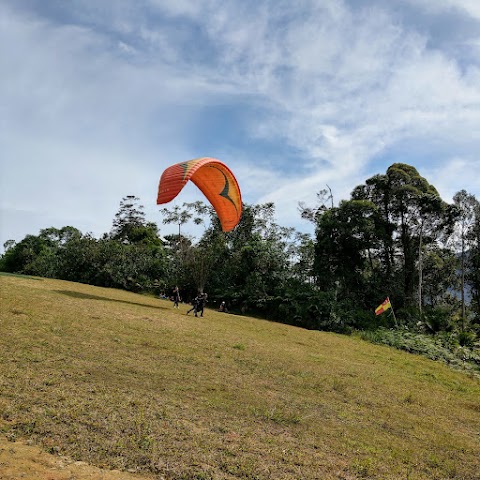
196 292 207 317
187 294 199 316
172 286 181 309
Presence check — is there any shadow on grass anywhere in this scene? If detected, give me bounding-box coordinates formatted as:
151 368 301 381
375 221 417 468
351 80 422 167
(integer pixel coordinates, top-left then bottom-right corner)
0 272 43 280
54 290 170 311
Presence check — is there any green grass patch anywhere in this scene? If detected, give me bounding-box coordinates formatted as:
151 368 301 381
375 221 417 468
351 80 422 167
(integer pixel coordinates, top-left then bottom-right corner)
1 275 479 479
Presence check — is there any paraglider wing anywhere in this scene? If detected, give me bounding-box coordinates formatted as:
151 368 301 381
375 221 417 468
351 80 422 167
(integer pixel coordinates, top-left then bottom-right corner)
157 157 242 232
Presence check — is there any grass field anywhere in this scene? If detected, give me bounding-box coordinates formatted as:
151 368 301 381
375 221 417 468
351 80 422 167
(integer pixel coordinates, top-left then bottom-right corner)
1 274 479 479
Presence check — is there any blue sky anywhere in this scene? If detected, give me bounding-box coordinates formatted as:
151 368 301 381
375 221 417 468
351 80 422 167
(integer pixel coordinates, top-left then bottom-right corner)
1 0 480 250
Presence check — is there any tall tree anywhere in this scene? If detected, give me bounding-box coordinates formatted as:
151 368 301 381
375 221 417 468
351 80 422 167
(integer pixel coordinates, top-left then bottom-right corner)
201 203 295 314
0 233 57 277
453 190 479 329
290 232 316 284
351 163 455 309
313 199 380 305
159 201 211 289
467 200 480 323
421 246 459 309
111 195 161 246
108 196 166 290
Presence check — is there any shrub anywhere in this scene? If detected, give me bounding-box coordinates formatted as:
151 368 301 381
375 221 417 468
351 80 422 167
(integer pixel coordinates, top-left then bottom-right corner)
358 328 480 375
457 330 477 348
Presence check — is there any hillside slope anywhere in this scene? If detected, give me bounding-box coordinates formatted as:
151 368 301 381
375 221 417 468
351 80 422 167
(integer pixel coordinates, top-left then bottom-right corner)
1 274 479 479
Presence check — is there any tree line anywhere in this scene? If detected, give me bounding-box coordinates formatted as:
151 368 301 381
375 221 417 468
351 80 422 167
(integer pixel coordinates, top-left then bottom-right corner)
2 163 479 342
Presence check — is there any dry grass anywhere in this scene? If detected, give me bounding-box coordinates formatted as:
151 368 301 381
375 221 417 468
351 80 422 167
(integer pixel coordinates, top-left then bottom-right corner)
1 273 479 479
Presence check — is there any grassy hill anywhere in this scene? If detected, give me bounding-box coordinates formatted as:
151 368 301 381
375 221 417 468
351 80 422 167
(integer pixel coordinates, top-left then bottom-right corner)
1 274 479 480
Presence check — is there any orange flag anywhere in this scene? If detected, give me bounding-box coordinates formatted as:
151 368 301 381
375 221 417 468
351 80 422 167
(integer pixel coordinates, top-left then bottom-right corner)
375 297 391 316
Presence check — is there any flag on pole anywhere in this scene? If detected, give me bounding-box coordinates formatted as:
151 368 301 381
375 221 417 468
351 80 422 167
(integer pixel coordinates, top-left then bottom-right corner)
375 297 391 316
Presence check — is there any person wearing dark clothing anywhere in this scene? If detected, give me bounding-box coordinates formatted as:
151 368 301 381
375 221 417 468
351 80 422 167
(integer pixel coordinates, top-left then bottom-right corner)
187 292 207 317
172 286 181 309
187 295 199 316
196 292 207 317
218 301 228 313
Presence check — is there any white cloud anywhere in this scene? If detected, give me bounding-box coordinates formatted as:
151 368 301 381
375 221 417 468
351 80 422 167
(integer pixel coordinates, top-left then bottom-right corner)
424 157 480 203
1 0 479 250
404 0 480 20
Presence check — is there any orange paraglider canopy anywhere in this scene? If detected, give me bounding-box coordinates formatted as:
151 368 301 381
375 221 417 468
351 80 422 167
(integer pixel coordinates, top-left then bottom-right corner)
157 157 242 232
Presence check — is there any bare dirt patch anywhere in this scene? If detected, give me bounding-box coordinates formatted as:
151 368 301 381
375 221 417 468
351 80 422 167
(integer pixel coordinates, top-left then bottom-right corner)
0 436 154 480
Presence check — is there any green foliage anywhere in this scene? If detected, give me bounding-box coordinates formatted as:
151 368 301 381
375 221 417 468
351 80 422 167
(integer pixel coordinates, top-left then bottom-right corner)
467 201 480 320
0 202 167 294
457 330 477 348
204 203 295 315
359 328 480 375
422 306 455 333
351 163 457 309
111 196 162 246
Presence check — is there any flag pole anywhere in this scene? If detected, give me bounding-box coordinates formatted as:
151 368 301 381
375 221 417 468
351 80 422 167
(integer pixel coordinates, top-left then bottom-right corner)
389 297 398 328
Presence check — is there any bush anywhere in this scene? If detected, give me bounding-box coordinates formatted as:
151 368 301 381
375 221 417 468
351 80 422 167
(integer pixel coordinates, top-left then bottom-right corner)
457 330 477 348
358 328 480 375
422 307 454 333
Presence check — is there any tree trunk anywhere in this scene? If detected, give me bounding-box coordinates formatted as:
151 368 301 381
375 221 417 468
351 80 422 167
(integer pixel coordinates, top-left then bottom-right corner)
418 223 423 314
461 232 465 331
